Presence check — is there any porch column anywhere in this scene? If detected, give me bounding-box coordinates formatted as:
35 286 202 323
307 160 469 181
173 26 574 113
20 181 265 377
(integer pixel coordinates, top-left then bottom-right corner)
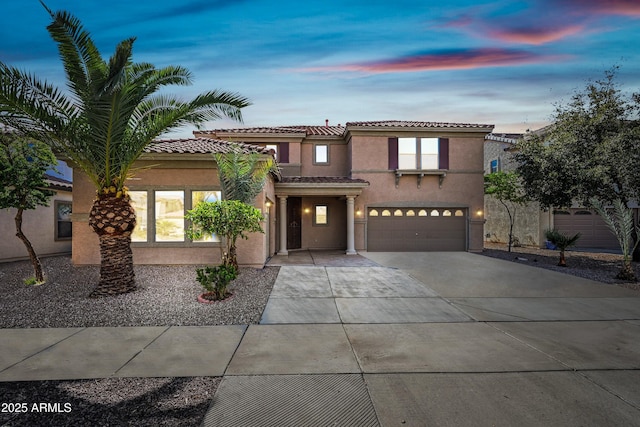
277 196 288 255
346 196 356 255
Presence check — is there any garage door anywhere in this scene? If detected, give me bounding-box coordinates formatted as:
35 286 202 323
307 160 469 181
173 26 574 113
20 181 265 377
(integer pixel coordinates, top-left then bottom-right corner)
553 209 618 249
367 208 466 251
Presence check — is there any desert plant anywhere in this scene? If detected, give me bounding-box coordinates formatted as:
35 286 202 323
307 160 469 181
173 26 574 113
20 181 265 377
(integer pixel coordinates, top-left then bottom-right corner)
545 229 581 267
215 144 276 204
195 264 238 301
186 200 264 269
590 198 640 281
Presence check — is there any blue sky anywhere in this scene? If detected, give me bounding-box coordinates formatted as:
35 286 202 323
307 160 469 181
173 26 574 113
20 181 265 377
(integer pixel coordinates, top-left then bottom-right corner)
1 0 639 137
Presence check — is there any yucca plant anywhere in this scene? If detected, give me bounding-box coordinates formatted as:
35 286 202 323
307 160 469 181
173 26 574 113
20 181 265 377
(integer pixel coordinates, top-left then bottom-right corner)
0 3 250 296
545 229 581 267
591 198 639 281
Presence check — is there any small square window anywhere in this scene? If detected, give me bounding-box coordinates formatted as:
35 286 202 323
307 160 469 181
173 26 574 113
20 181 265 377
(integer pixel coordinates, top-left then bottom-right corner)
315 145 329 164
314 205 328 225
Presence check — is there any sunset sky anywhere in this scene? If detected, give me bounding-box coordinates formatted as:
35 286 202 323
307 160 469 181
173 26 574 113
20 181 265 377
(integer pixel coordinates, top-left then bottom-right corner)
1 0 639 136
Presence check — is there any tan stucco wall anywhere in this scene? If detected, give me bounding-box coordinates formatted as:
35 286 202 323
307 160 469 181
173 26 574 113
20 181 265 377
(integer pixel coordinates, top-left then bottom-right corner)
351 134 487 252
72 157 272 266
300 142 350 176
300 196 347 249
0 190 73 262
484 197 542 246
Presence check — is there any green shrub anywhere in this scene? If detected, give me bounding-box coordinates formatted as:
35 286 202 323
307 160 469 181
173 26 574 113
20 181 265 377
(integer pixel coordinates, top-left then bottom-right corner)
195 264 238 301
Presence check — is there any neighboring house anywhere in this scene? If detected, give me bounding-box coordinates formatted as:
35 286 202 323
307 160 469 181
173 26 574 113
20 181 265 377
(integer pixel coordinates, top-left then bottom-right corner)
197 120 493 257
0 169 73 262
483 133 548 247
483 131 624 250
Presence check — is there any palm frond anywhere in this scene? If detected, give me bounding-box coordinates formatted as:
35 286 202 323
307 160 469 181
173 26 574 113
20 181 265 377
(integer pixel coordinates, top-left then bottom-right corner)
42 4 107 100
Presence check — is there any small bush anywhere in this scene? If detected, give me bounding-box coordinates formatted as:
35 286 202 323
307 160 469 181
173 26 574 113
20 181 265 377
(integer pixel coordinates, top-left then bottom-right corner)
195 264 238 301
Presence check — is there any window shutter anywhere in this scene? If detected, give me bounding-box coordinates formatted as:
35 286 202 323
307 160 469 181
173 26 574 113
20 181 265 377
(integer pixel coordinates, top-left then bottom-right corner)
388 137 398 170
279 142 289 163
438 138 449 170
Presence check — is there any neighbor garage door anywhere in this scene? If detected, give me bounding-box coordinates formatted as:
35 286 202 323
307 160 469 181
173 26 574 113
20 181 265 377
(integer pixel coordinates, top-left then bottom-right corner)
553 209 618 249
367 207 466 251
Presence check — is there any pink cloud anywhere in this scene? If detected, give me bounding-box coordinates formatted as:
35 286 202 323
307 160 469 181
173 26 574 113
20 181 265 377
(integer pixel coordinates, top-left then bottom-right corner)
559 0 640 17
301 48 568 74
486 25 585 45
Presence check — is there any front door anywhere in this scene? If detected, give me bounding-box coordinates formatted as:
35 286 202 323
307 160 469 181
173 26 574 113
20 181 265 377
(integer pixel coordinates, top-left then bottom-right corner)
287 197 302 249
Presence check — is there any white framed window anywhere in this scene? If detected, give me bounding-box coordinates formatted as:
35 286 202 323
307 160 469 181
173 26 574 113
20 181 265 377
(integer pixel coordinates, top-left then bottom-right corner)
130 191 148 242
398 138 417 169
398 137 439 170
314 144 329 164
191 191 222 242
129 189 221 244
314 205 328 225
155 191 185 242
420 138 439 169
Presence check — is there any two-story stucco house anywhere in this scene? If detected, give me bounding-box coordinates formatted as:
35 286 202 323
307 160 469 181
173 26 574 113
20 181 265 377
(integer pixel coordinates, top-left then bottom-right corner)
197 120 494 257
70 119 494 267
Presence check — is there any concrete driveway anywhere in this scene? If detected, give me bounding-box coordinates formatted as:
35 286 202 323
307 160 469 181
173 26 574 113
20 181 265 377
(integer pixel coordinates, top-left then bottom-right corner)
3 251 640 426
221 251 640 426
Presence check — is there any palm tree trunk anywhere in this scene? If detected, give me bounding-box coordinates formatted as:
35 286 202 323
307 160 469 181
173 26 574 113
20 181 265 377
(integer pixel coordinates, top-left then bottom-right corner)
88 195 137 297
14 207 45 283
558 249 567 267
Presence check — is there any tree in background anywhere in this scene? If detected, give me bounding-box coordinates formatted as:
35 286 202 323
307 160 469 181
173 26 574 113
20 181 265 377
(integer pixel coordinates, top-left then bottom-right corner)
0 4 250 296
515 68 640 267
0 133 57 283
484 171 528 252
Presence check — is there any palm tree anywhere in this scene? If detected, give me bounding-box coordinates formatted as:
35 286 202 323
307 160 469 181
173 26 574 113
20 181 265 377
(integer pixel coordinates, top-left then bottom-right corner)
545 229 581 267
0 4 250 296
215 143 276 204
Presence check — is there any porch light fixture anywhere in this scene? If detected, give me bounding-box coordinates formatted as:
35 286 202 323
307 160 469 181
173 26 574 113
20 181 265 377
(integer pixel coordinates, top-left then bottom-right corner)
265 201 272 208
476 209 483 217
304 207 311 214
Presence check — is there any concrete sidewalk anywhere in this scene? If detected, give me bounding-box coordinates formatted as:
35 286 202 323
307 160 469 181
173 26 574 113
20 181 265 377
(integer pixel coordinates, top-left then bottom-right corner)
2 252 640 426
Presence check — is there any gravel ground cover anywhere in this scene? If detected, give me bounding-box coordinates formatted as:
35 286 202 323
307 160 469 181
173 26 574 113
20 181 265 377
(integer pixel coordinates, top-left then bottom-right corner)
481 242 640 290
0 256 278 426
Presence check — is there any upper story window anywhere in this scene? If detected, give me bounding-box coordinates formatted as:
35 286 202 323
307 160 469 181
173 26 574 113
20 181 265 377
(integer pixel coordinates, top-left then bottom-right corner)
389 137 449 170
490 159 500 173
398 138 439 169
261 142 289 163
314 144 329 164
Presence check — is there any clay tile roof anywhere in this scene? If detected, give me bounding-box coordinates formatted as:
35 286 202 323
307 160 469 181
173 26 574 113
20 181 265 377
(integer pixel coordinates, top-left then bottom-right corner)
144 138 273 155
199 125 346 137
279 176 369 185
44 173 73 190
216 127 306 135
279 125 346 136
485 133 523 143
345 120 494 129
